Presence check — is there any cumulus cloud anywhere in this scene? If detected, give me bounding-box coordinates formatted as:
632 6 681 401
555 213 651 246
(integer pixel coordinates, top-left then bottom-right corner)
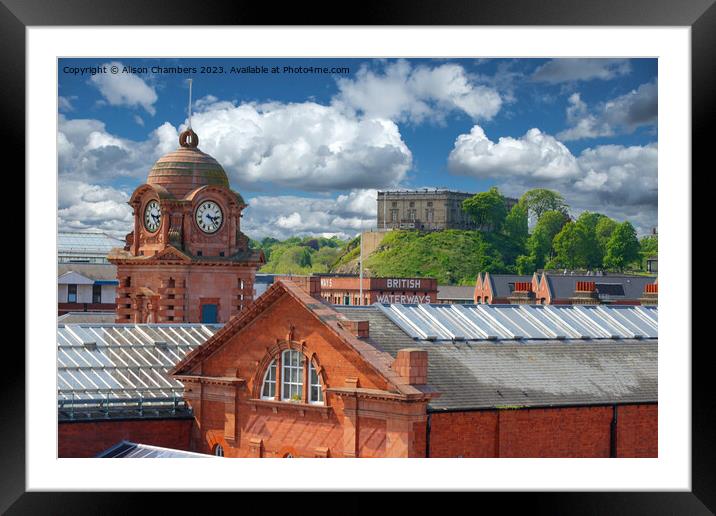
58 180 133 237
531 59 632 84
242 189 377 240
448 125 657 233
89 61 158 115
188 100 411 191
448 126 580 180
557 81 658 141
58 115 177 182
333 60 502 124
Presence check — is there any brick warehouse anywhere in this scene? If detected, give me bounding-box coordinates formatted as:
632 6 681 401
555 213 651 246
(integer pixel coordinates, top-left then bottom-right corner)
159 278 657 458
58 279 657 458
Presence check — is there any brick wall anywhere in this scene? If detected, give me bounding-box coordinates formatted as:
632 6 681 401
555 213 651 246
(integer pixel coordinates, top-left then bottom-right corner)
429 411 498 457
428 404 657 458
616 404 658 457
58 417 193 458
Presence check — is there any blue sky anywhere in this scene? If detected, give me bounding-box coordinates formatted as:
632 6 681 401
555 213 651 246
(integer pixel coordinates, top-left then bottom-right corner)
58 58 658 240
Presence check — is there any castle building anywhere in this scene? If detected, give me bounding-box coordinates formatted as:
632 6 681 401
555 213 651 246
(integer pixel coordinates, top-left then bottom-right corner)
376 189 518 231
108 127 264 324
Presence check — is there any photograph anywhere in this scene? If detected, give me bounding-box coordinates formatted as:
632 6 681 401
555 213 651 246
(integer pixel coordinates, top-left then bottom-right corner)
56 56 659 459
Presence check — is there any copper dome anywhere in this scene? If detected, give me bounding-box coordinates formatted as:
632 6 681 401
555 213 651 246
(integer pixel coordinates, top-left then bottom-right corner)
147 129 230 199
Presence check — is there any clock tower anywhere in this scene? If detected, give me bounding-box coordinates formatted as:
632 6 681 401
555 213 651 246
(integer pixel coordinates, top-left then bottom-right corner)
108 127 265 324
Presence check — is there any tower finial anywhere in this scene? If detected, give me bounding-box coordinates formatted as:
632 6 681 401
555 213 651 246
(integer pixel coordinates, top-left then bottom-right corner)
187 78 193 129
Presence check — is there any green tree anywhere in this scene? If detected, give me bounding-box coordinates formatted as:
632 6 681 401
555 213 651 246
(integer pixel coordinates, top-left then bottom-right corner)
462 187 508 232
551 221 594 269
573 212 606 268
504 202 529 250
604 222 641 271
595 216 618 255
639 234 658 271
519 188 569 221
524 210 570 269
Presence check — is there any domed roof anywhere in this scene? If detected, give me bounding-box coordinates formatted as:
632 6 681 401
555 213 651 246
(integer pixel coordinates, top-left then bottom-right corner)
147 128 230 199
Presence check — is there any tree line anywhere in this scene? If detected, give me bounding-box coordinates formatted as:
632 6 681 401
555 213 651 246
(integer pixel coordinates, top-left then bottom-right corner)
462 187 655 274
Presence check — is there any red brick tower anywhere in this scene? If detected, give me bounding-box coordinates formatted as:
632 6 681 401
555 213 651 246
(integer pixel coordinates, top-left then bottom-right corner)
108 127 264 324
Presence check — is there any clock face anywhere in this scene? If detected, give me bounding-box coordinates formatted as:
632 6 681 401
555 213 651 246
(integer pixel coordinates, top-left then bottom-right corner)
143 200 161 232
195 200 223 234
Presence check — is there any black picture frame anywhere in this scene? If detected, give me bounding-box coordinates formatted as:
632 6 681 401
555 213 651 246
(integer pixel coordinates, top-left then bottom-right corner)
5 0 707 512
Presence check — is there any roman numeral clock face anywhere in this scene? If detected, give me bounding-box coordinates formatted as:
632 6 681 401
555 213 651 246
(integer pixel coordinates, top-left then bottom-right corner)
143 200 161 232
195 200 223 234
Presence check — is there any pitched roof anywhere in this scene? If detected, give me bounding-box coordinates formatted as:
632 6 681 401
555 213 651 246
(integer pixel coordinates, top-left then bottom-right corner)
57 322 220 420
437 285 475 301
168 280 427 399
485 274 533 298
335 306 657 410
58 263 118 281
97 441 216 458
544 273 657 300
58 312 117 324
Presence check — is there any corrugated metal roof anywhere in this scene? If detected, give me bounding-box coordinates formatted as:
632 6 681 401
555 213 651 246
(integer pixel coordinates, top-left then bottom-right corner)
57 323 220 419
336 306 657 410
376 303 657 341
98 441 216 458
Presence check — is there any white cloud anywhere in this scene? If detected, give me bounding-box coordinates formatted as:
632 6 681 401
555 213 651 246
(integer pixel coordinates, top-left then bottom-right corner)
531 59 631 84
188 100 411 191
447 125 657 233
333 60 502 124
58 96 75 112
557 81 658 141
58 181 133 237
133 114 145 126
58 115 176 182
447 125 580 180
242 190 377 240
90 61 158 115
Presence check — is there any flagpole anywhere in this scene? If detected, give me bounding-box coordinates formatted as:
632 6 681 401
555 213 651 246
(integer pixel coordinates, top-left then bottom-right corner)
359 218 364 305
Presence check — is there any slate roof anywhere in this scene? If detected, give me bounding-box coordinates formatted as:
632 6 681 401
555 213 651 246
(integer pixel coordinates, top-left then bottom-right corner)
58 312 117 324
437 285 475 301
544 274 657 301
98 441 216 458
335 306 657 411
58 263 117 281
486 274 533 298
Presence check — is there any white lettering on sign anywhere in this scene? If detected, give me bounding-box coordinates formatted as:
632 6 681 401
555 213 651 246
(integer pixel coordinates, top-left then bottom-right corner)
320 278 332 288
386 278 422 289
376 294 432 304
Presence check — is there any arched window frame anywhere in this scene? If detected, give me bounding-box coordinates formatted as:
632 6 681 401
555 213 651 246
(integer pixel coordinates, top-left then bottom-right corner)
253 341 327 406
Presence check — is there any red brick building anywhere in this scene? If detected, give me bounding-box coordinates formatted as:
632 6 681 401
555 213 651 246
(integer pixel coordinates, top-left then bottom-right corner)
475 272 658 306
165 278 657 458
284 274 439 306
108 127 264 324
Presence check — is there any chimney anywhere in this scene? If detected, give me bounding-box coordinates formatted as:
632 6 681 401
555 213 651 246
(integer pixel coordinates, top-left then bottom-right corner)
338 318 370 338
640 282 658 306
277 275 322 300
572 281 599 305
392 348 428 385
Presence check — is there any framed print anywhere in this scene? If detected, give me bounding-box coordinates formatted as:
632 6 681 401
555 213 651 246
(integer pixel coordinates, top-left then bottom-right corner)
6 0 710 512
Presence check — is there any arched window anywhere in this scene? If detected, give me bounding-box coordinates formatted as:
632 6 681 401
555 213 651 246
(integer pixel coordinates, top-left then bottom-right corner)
261 360 277 399
282 349 304 401
309 361 323 404
259 350 324 405
213 444 224 457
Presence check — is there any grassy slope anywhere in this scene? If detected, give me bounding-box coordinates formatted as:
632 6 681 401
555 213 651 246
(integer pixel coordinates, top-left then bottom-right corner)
336 230 519 285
